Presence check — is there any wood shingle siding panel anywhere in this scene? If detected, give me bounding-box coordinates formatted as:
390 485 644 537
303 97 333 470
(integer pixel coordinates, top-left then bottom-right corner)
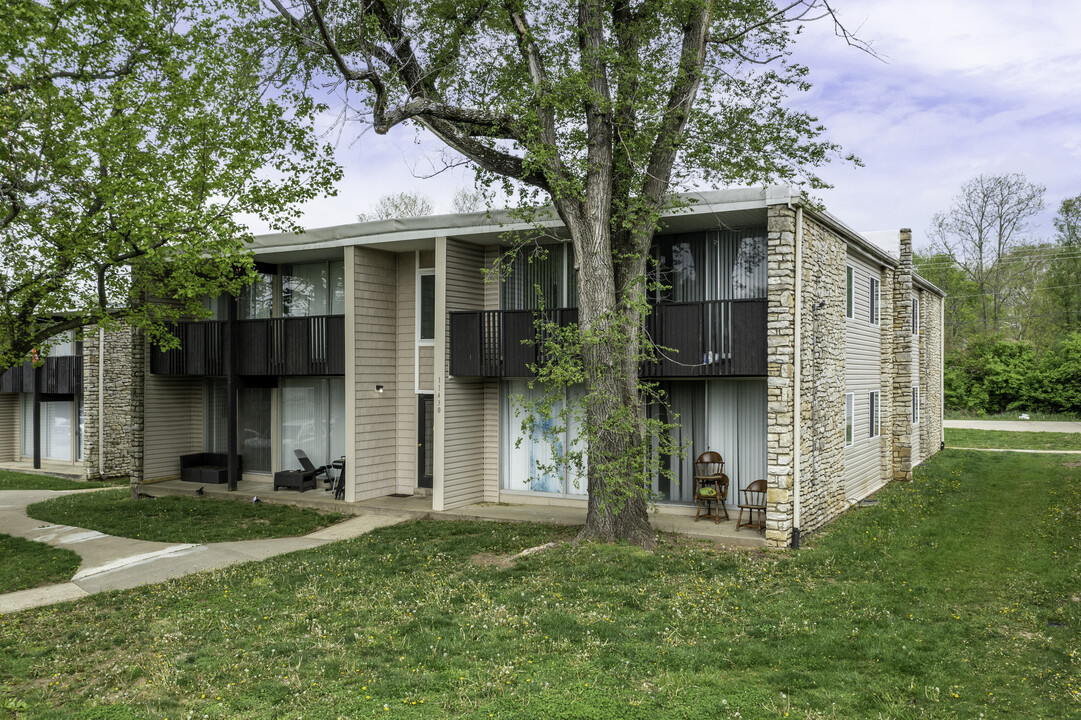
844 254 885 503
439 239 487 510
0 394 17 462
353 247 399 501
144 373 201 481
395 254 417 493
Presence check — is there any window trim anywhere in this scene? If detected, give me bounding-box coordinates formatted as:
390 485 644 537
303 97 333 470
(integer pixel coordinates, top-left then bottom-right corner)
869 390 880 438
869 276 880 326
912 386 920 424
844 392 854 447
845 265 854 319
912 294 920 335
417 268 436 346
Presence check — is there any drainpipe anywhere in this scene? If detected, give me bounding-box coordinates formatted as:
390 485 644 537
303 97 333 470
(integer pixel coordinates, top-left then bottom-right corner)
98 327 105 477
792 206 803 549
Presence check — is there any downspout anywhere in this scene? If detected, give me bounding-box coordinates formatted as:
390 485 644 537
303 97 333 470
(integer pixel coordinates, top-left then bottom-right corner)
792 206 803 549
940 298 945 451
98 327 105 477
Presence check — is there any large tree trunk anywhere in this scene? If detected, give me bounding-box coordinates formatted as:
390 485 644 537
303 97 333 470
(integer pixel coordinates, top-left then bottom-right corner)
566 214 656 550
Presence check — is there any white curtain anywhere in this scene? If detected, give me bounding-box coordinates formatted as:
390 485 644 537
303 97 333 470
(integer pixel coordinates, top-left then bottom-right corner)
239 272 273 319
203 379 228 453
654 229 767 302
502 379 586 494
280 378 344 469
239 388 272 473
19 394 75 461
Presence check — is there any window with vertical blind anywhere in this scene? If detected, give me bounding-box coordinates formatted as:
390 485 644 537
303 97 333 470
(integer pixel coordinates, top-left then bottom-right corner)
652 229 767 302
501 244 577 310
869 277 880 325
280 377 345 469
846 265 854 319
869 391 880 438
845 392 854 446
282 260 345 317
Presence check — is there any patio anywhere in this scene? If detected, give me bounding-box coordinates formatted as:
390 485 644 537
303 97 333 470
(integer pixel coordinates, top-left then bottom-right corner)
144 476 767 548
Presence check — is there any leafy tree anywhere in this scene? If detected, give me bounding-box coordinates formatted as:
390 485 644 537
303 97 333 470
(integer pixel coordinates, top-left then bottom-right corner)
0 0 340 368
913 250 980 355
356 190 435 221
944 338 1037 414
450 186 488 214
1045 195 1081 333
269 0 859 547
927 173 1045 336
1033 333 1081 414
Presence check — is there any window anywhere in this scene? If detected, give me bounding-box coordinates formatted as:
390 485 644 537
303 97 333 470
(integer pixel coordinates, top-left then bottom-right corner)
239 272 274 320
502 243 577 310
281 377 345 469
912 294 920 335
845 392 854 447
912 386 920 424
846 265 854 319
869 391 880 438
282 260 345 317
652 229 767 303
418 271 435 342
869 277 880 325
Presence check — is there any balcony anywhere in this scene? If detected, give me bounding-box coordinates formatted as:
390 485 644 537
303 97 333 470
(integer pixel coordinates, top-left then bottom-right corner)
449 299 767 378
0 356 84 395
150 315 345 377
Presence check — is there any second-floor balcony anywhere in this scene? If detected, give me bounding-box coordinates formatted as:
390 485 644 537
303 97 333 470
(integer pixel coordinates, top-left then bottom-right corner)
450 299 767 379
150 315 345 377
0 355 84 395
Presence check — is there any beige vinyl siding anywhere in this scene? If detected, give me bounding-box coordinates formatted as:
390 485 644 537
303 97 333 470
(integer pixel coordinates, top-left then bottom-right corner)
395 255 418 492
353 247 399 501
143 371 201 481
481 246 501 502
844 254 884 502
435 238 487 510
0 394 17 461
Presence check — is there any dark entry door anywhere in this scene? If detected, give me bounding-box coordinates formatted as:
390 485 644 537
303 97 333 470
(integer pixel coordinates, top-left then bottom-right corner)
418 395 433 489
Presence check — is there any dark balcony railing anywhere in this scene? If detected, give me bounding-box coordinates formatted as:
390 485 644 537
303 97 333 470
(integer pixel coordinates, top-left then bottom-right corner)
150 315 345 376
449 299 767 378
0 355 83 395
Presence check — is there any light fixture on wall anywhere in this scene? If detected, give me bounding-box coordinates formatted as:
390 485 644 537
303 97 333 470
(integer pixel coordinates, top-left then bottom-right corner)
375 385 384 394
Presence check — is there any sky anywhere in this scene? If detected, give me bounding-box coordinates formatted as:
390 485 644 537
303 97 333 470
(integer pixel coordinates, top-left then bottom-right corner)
265 0 1081 251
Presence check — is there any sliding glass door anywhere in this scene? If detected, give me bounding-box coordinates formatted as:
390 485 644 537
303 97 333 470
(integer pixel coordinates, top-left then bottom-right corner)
19 394 81 462
280 377 344 469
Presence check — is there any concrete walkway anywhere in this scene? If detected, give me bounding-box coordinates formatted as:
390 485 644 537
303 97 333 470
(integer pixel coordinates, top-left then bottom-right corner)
0 489 410 614
945 419 1081 433
2 483 767 614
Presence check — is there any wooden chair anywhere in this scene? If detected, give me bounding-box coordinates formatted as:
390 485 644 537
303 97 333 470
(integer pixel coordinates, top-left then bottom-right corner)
737 479 767 532
694 451 729 523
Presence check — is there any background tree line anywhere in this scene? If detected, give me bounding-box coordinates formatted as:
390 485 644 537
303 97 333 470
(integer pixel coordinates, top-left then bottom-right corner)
914 173 1081 415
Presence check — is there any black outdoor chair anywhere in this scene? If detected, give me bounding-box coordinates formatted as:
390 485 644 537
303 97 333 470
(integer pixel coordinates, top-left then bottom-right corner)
294 449 332 486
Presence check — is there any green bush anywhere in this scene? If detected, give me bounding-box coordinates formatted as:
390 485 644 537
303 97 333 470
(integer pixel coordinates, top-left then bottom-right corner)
944 332 1081 415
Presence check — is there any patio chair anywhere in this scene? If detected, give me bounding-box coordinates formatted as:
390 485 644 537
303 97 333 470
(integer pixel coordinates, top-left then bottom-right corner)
693 451 729 523
736 479 767 533
294 449 332 486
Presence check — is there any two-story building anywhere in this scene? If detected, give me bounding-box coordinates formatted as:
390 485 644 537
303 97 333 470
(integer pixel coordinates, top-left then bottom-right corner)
137 187 944 548
0 327 135 480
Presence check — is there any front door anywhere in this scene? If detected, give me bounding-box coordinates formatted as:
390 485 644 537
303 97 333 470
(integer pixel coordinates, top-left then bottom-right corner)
418 395 433 489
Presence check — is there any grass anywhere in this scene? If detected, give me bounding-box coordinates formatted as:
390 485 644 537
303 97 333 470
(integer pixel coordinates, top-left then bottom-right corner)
1 449 1079 719
0 535 81 595
946 427 1081 451
945 409 1081 422
25 490 344 544
0 471 128 491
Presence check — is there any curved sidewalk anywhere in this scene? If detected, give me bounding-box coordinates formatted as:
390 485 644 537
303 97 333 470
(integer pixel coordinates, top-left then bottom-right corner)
0 489 409 615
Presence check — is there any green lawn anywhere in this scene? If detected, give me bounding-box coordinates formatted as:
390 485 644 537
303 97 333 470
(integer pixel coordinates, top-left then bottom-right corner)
946 427 1081 451
0 535 81 595
945 409 1081 422
0 471 127 491
25 490 344 544
1 450 1078 719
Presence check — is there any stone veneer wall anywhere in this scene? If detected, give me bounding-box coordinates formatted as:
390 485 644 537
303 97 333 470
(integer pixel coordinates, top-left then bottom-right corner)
793 212 848 539
129 326 146 487
765 206 847 547
878 266 897 485
916 287 944 464
83 326 135 479
891 231 914 481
